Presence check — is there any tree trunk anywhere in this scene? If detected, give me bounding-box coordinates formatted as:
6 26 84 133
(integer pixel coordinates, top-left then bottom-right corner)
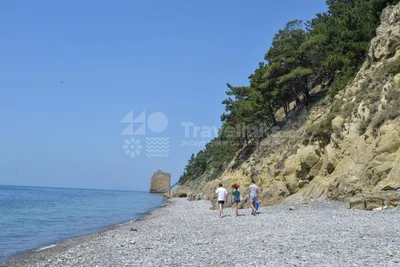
302 77 310 106
303 89 310 106
303 88 310 99
283 102 288 116
245 127 249 145
292 87 301 109
303 77 310 99
268 101 277 125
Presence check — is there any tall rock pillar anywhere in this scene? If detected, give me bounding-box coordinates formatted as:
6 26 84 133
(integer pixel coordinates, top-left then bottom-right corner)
150 169 171 193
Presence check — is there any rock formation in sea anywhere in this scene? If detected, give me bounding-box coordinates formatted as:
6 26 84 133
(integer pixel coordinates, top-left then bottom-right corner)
150 169 171 193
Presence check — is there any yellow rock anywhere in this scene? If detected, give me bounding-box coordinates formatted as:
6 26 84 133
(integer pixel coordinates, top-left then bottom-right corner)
332 116 345 132
394 73 400 86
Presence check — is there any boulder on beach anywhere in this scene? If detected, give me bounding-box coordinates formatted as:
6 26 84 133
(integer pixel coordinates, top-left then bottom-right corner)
349 191 400 210
150 169 171 194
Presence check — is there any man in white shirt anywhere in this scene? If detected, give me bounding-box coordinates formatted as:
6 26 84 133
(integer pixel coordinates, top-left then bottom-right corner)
215 183 228 217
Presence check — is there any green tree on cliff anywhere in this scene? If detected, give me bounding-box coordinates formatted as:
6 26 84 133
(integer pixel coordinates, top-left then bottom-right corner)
179 0 400 185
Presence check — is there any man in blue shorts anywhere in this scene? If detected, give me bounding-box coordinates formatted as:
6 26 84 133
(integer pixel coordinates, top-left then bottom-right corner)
248 179 259 216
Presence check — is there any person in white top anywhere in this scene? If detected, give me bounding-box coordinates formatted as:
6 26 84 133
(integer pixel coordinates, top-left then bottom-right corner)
215 183 228 217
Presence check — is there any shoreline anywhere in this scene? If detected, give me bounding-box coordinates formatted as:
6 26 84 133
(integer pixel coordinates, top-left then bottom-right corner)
0 198 172 267
2 198 400 266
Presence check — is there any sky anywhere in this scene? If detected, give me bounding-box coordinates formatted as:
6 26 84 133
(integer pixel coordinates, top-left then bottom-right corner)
0 0 328 191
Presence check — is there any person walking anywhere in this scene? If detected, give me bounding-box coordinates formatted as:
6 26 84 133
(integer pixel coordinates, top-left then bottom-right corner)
215 183 228 217
248 179 259 216
231 183 241 217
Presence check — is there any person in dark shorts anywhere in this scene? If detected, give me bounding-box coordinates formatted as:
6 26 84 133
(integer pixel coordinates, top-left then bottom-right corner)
215 183 227 217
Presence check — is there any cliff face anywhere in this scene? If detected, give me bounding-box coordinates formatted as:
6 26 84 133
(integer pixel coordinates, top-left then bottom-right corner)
176 3 400 209
150 169 171 194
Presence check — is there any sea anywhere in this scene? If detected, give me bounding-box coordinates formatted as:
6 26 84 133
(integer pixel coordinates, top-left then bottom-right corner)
0 185 164 263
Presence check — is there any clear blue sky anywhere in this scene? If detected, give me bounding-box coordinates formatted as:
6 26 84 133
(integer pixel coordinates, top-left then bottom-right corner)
0 0 327 191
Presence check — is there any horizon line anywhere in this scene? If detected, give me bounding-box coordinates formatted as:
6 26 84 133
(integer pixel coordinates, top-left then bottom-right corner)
0 184 149 193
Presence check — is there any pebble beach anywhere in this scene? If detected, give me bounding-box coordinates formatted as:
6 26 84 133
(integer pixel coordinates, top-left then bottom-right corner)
2 198 400 267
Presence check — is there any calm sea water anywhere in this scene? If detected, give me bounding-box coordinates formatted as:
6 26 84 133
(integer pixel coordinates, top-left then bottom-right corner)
0 185 164 263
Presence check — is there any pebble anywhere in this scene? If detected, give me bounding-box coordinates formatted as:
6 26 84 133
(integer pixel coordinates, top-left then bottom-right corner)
2 199 400 267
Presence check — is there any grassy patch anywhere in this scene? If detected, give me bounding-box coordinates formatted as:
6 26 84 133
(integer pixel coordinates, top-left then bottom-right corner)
340 102 355 119
387 55 400 75
370 111 388 135
386 89 400 103
304 112 335 145
366 89 381 103
358 117 371 134
330 99 345 114
329 71 355 98
328 97 356 122
369 89 400 136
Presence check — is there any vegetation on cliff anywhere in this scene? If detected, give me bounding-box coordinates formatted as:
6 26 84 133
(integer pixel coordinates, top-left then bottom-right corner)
179 0 400 185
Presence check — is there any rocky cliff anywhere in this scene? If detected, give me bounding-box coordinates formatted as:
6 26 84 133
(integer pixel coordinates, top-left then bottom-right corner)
175 3 400 210
150 169 171 194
